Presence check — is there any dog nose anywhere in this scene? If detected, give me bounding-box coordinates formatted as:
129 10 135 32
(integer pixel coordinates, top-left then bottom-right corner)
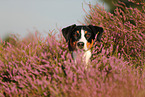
77 42 84 48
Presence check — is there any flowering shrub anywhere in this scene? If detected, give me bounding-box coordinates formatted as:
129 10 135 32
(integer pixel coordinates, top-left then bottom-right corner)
84 0 145 67
0 0 145 96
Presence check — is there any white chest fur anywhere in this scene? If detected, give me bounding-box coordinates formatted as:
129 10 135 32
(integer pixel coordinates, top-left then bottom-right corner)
72 50 91 65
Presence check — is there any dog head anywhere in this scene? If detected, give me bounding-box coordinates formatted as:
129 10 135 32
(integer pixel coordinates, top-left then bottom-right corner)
62 24 103 51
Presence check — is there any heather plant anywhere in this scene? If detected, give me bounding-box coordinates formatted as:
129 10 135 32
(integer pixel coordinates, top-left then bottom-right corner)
0 0 145 96
0 31 145 97
84 0 145 66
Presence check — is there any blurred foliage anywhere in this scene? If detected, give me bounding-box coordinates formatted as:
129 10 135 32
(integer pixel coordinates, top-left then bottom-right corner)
1 35 18 47
100 0 145 14
85 0 145 67
98 0 145 25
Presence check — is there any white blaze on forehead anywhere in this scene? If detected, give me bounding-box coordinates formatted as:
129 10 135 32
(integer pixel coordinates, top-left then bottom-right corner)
77 28 88 50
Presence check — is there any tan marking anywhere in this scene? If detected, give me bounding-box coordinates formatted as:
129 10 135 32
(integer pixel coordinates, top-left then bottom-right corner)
74 31 79 37
76 31 79 34
73 42 76 45
87 39 93 49
70 38 76 50
85 31 88 34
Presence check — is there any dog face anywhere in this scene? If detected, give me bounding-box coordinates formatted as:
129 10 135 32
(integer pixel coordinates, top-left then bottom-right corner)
69 26 95 51
62 24 103 51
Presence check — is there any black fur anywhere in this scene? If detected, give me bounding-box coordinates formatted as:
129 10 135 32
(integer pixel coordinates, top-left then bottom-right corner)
62 24 76 42
88 25 104 42
62 24 103 44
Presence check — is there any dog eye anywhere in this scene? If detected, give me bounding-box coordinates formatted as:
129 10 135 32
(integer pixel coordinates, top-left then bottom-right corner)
85 33 91 39
73 32 79 39
74 33 77 37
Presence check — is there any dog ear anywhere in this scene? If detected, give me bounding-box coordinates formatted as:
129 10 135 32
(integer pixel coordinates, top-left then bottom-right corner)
62 24 76 42
88 25 103 42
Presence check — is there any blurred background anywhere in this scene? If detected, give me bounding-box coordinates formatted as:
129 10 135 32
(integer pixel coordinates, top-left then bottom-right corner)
0 0 106 40
0 0 142 40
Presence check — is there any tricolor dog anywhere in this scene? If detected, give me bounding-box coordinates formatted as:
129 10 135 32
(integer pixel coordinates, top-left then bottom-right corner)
62 24 103 65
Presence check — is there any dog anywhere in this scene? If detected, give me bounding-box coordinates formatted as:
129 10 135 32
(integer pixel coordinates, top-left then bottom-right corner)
62 24 103 65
